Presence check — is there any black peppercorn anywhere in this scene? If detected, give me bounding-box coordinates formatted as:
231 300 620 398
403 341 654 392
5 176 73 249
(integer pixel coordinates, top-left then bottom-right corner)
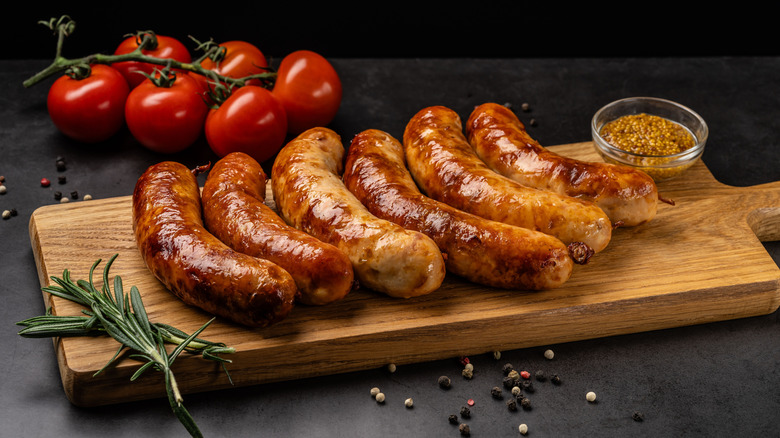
460 406 470 419
520 397 532 410
70 191 78 200
58 175 67 185
503 376 516 389
448 414 458 425
551 374 561 385
56 157 67 171
438 375 451 389
458 423 470 436
535 370 546 382
10 208 17 217
54 191 62 200
521 379 534 393
632 411 644 422
502 363 514 375
506 398 517 411
491 386 502 399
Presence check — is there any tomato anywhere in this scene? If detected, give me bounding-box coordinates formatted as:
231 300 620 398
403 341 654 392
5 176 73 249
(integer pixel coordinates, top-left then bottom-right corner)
272 50 342 135
113 34 191 89
46 64 130 143
204 86 287 163
195 40 269 95
125 71 209 154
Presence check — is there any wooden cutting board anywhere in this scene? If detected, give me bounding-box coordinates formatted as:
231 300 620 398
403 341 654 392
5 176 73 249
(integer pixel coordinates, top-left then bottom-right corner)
28 142 780 407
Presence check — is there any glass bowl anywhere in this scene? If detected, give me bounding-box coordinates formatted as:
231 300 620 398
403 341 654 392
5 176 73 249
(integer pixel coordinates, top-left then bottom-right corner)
591 97 708 181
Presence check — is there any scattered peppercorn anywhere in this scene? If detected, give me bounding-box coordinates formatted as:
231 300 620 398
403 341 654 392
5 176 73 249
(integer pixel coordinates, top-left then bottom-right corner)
529 118 537 127
58 175 67 185
493 350 501 360
70 191 78 199
438 375 452 389
502 363 514 375
518 423 529 435
511 386 522 397
60 197 70 203
521 380 534 393
462 367 474 379
458 423 470 436
2 210 10 220
387 363 396 373
521 102 530 112
53 191 62 200
520 397 532 410
632 411 644 422
370 387 380 397
535 370 546 382
56 158 67 171
586 391 597 402
503 376 516 389
507 370 520 382
520 370 531 379
506 398 517 411
544 349 555 360
83 194 93 201
491 386 503 399
459 356 470 366
551 374 562 385
467 398 475 407
0 185 6 195
460 406 471 418
404 398 413 408
448 414 459 425
40 178 51 187
0 175 5 183
375 392 386 403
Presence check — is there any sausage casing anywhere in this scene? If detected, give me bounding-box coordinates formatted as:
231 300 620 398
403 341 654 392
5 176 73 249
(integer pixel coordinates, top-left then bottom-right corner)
465 102 659 226
202 152 354 306
132 161 297 328
271 127 446 298
403 105 613 253
344 129 578 290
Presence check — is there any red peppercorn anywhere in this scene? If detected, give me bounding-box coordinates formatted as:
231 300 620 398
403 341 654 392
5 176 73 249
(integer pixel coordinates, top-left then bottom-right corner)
40 178 51 187
520 370 531 379
467 398 475 406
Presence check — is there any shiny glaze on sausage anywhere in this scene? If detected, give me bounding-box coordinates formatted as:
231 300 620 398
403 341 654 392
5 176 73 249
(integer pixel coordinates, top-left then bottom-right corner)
403 105 613 253
271 127 446 298
202 152 354 306
132 161 297 328
344 129 582 290
465 102 659 226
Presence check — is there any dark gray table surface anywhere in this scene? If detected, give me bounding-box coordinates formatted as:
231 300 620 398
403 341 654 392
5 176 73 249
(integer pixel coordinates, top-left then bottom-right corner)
2 56 779 437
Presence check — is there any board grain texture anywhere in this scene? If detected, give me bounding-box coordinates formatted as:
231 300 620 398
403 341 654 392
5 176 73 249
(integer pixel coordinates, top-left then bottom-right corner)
28 142 780 407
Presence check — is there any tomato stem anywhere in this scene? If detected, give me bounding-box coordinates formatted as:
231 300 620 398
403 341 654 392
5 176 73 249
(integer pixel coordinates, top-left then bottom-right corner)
23 15 277 90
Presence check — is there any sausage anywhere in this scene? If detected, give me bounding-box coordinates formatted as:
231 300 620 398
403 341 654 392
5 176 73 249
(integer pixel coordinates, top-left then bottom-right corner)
202 152 354 306
465 102 659 226
403 105 613 253
132 161 297 328
271 127 446 299
344 129 583 290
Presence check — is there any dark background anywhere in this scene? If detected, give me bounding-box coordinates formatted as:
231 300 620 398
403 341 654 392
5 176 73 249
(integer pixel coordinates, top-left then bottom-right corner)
11 3 780 61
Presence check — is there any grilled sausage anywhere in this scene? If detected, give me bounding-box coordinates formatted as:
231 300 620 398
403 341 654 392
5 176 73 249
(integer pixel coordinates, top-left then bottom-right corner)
271 127 446 298
132 161 297 328
344 129 583 290
202 152 354 306
465 102 659 226
403 105 612 253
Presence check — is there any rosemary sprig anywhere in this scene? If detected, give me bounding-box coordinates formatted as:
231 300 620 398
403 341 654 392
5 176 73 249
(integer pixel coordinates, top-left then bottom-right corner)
17 254 236 438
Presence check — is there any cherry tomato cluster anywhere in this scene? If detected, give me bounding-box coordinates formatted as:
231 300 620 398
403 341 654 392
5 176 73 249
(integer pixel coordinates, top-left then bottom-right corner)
45 34 342 164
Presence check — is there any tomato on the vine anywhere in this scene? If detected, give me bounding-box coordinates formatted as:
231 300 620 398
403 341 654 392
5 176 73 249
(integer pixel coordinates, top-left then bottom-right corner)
204 85 287 164
47 64 130 143
272 50 342 135
196 41 269 95
113 34 191 89
125 71 208 154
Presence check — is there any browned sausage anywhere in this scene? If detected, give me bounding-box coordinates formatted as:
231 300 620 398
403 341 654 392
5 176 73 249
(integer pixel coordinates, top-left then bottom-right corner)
465 102 659 226
344 129 584 290
403 105 613 253
132 161 297 328
201 152 354 306
271 127 446 298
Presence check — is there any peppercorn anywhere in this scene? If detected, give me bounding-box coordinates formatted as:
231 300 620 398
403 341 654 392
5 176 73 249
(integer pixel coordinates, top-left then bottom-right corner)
544 349 555 360
56 158 67 171
551 374 561 385
507 370 520 382
529 118 537 127
40 178 51 187
58 175 67 185
0 175 5 183
370 387 380 397
520 370 531 379
60 197 70 203
521 380 534 393
511 386 522 397
503 376 516 389
448 414 459 425
460 406 471 418
521 102 530 112
518 423 529 435
632 411 644 422
493 350 501 360
520 397 532 410
490 386 502 399
506 398 517 411
586 391 597 402
404 398 413 408
535 370 546 382
458 423 470 436
10 208 17 217
83 194 93 201
438 375 451 389
70 190 78 199
0 185 6 195
502 363 514 375
462 367 474 379
387 363 396 373
2 210 10 220
375 392 385 403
